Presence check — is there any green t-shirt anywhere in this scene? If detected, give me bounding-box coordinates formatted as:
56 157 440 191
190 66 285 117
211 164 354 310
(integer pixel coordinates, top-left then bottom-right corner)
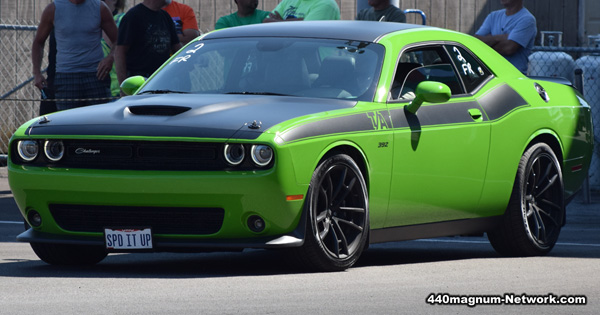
215 9 270 30
272 0 340 21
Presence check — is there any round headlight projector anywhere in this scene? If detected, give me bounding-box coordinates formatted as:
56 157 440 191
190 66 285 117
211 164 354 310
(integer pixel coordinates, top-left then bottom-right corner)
17 140 39 161
44 140 65 161
224 144 245 165
251 145 273 166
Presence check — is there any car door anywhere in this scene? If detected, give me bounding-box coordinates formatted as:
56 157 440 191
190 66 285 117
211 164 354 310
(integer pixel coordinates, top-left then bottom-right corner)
384 44 493 227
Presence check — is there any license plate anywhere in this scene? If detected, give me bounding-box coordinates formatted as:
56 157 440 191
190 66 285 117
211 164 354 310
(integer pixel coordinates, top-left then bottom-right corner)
104 228 153 250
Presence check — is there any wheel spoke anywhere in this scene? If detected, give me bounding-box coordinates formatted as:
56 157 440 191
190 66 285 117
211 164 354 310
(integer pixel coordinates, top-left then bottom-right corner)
330 167 347 203
531 206 547 242
535 173 558 198
528 159 540 194
533 203 560 228
329 224 341 258
332 218 349 256
332 177 357 209
538 160 553 185
335 217 364 232
339 206 365 213
316 211 328 223
319 222 330 240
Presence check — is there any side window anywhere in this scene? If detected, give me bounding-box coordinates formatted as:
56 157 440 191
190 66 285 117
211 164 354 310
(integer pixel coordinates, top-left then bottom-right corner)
446 45 492 93
390 46 464 100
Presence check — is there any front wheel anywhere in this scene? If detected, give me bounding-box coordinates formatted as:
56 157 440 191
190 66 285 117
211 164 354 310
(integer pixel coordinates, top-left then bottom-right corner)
290 154 369 272
488 142 565 256
30 242 107 265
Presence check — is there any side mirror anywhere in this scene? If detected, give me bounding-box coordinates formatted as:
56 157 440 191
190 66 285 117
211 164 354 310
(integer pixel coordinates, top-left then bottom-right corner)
120 76 146 96
405 81 451 114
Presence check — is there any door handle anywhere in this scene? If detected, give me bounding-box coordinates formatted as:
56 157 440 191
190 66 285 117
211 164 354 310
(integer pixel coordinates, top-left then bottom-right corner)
468 108 483 122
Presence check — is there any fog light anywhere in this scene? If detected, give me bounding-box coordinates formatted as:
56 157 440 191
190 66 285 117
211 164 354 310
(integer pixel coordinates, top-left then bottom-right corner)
247 215 265 233
27 210 42 227
17 140 39 162
224 144 245 165
44 140 64 161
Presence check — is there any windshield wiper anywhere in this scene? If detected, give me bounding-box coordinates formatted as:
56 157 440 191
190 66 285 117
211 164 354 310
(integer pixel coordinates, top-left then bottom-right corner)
138 90 189 95
226 91 291 96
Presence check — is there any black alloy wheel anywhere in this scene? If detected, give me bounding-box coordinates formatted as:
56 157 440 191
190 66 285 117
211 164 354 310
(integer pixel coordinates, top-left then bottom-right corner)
488 142 564 256
291 153 369 271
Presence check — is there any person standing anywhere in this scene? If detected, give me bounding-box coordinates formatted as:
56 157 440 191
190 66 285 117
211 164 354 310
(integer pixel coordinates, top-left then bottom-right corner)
101 0 126 98
39 29 57 115
115 0 182 89
163 0 200 45
474 0 536 74
356 0 406 23
215 0 270 30
32 0 118 111
263 0 340 22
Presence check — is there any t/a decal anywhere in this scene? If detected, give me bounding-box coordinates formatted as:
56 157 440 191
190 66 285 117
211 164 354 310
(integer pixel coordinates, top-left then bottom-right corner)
366 111 390 130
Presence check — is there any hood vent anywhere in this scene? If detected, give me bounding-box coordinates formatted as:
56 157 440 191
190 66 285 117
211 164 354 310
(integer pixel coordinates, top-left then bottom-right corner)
128 105 191 116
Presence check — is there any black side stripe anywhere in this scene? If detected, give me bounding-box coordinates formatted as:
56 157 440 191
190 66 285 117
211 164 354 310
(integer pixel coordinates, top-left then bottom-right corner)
477 84 528 120
280 112 385 143
281 85 528 143
388 100 483 129
280 100 483 143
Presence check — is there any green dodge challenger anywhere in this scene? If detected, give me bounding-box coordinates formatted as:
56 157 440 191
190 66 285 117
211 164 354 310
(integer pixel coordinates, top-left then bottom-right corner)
8 21 593 271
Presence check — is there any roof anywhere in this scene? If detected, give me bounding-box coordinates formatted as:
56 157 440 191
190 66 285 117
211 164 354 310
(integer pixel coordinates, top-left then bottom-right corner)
204 20 428 43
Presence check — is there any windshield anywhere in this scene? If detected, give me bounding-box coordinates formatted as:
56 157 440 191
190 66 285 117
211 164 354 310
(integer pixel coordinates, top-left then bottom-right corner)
139 37 384 101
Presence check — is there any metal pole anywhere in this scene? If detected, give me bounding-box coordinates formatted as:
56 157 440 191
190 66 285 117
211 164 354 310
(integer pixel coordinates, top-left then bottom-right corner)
574 68 592 204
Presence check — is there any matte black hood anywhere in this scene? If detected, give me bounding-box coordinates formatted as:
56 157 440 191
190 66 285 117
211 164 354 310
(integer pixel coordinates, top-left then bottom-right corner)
27 94 356 140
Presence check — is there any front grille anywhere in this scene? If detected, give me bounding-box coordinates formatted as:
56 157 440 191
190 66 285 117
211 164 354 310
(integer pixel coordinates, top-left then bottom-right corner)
11 139 274 171
50 204 224 235
61 140 222 171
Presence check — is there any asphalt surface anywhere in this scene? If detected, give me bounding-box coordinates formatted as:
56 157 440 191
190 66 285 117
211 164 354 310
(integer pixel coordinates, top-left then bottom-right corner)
1 166 599 314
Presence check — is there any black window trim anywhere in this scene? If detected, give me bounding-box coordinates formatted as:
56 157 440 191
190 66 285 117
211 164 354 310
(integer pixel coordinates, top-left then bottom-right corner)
388 41 469 103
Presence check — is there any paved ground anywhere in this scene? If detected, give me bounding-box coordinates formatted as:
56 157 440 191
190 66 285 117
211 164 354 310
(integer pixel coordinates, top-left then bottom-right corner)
1 166 599 314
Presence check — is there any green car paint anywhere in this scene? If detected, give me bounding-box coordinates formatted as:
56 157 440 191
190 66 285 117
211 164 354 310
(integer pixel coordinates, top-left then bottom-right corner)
7 21 593 270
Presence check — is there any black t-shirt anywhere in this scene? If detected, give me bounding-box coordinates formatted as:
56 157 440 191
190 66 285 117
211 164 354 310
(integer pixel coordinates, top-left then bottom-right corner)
117 4 179 77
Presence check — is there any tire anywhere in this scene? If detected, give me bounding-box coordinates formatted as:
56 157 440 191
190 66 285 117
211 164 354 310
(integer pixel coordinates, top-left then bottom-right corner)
30 242 107 265
488 142 564 256
290 154 369 271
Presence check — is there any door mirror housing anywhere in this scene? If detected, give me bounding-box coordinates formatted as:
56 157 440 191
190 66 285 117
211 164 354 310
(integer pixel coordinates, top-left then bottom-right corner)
405 81 451 114
120 76 146 96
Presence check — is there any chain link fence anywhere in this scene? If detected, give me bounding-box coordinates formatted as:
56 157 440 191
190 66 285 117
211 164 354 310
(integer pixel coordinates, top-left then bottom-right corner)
1 21 45 163
1 22 600 190
529 46 600 191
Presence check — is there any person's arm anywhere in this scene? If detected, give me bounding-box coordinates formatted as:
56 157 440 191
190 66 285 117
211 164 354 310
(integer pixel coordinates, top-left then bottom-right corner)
97 2 118 80
32 3 54 90
178 5 200 45
302 3 340 21
115 44 129 90
263 11 290 22
180 28 200 45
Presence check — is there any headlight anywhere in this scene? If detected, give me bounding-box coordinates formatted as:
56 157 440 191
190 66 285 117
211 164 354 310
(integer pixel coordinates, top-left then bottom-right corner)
17 140 39 162
224 144 245 165
251 145 273 166
44 140 64 162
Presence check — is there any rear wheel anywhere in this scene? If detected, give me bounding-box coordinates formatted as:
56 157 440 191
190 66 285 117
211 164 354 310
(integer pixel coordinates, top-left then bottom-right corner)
30 242 107 265
488 143 564 256
291 154 369 272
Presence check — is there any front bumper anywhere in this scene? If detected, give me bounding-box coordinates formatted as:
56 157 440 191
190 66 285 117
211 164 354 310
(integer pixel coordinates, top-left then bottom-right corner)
17 228 305 251
9 163 309 246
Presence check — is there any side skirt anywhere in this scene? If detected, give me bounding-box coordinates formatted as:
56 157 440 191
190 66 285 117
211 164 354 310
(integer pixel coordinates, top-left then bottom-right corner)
369 216 502 244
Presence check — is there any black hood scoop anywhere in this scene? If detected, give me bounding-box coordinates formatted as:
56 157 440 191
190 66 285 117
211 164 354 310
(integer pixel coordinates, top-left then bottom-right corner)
127 105 191 116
